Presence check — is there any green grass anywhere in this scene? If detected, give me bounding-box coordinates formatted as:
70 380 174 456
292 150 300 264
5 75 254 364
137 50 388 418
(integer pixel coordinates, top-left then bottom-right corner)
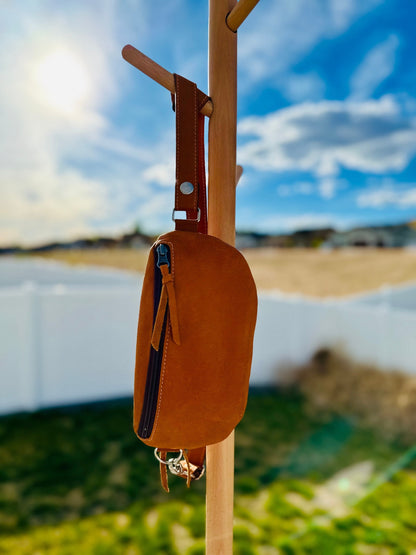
0 389 415 554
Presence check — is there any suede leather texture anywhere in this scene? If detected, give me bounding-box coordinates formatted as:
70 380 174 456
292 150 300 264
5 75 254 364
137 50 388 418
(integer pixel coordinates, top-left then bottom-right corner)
133 230 258 451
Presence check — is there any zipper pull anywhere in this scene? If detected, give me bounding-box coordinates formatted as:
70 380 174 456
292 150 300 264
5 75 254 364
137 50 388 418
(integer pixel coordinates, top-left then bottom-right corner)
156 243 170 269
151 244 180 350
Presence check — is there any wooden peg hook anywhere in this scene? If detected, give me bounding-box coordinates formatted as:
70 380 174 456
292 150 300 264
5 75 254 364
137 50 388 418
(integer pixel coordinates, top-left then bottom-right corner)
122 45 213 117
226 0 261 31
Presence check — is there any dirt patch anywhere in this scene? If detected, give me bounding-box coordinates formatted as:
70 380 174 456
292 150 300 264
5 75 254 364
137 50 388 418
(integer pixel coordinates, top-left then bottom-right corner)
32 247 416 297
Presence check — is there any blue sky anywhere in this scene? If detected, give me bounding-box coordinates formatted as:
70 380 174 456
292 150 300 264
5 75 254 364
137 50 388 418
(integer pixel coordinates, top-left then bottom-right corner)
1 0 415 245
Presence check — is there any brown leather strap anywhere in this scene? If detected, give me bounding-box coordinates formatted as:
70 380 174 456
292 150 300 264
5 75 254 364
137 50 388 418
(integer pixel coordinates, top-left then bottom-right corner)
159 450 170 493
175 447 205 485
173 74 209 233
187 446 206 468
155 77 208 493
197 113 208 234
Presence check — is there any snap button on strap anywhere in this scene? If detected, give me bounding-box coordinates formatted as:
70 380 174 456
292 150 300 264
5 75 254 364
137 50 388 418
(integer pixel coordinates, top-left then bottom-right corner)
180 181 194 195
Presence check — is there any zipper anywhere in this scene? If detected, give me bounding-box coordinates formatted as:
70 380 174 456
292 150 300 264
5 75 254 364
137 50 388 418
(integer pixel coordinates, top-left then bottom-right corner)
138 243 171 439
156 243 170 269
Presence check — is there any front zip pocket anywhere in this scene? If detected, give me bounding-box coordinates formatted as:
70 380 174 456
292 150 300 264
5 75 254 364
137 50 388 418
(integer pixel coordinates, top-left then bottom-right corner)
138 243 180 439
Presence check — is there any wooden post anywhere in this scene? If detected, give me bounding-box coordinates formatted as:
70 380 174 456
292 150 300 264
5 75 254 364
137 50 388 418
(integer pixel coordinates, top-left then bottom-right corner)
206 0 237 553
122 2 261 551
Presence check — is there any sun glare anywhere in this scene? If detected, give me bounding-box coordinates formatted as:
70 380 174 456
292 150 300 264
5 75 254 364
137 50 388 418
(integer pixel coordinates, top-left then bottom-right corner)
35 50 91 114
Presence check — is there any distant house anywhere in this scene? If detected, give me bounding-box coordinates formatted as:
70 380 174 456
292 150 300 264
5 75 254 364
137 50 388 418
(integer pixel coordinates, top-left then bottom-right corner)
29 241 71 253
262 235 292 248
235 232 267 249
263 228 334 248
119 231 153 249
236 228 335 249
290 228 335 248
327 224 416 248
55 238 118 250
0 246 23 255
94 237 119 249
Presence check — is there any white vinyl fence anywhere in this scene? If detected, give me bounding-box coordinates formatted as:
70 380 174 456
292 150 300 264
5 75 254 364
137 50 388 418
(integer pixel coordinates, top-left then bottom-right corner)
0 284 141 414
0 259 142 414
1 259 415 414
254 292 416 384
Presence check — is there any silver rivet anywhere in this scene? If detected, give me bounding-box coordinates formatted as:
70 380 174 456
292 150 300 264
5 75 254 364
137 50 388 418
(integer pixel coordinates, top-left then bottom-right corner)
180 182 194 195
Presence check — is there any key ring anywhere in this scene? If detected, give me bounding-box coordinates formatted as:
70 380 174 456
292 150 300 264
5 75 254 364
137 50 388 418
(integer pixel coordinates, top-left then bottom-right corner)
154 448 183 465
154 448 205 480
154 448 184 475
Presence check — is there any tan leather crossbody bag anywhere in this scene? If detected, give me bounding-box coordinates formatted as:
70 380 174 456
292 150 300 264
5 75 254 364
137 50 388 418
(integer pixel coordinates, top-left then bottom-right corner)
133 75 257 490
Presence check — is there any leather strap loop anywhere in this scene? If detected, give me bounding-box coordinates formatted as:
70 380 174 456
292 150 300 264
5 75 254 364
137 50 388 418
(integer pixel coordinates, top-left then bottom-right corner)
187 446 206 469
173 74 209 234
159 450 170 493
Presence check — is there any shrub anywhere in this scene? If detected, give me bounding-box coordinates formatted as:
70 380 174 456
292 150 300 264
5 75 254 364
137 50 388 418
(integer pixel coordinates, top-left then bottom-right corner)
290 348 416 445
184 505 205 538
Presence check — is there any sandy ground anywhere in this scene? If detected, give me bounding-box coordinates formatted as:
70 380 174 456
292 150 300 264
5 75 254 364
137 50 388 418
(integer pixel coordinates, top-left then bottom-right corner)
34 247 416 297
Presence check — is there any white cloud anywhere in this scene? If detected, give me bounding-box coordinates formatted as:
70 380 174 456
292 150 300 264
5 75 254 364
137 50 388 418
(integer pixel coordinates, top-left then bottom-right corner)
277 185 292 197
296 182 315 195
0 169 109 245
319 179 336 199
277 182 315 197
280 73 326 103
318 177 347 199
357 180 416 208
239 0 382 96
277 179 346 199
0 1 183 246
135 190 175 235
350 35 400 100
142 159 175 187
238 96 416 185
